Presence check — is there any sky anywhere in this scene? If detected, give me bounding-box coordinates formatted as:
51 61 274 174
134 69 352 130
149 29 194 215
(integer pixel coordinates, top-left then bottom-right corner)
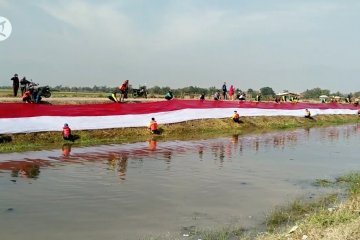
0 0 359 93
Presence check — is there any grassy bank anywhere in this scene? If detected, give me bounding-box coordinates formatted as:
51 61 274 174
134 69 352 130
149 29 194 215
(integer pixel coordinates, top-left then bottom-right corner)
149 173 360 240
0 115 358 153
256 173 360 240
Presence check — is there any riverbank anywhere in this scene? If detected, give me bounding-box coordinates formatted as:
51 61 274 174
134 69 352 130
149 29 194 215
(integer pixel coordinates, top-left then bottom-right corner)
159 172 360 240
0 114 359 153
257 173 360 240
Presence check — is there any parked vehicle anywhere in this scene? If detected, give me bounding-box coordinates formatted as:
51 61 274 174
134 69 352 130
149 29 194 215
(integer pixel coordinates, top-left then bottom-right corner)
236 91 246 101
132 86 147 98
22 81 51 103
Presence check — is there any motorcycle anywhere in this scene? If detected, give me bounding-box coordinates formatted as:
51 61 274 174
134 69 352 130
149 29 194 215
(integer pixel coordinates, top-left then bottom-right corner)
22 81 51 103
236 91 246 101
132 86 147 98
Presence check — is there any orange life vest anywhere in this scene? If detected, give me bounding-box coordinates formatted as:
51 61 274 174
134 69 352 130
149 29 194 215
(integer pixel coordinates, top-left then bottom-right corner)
149 120 158 131
119 80 129 91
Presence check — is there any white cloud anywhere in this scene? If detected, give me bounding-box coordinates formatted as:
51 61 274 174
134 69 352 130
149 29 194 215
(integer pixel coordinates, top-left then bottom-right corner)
151 9 226 49
37 1 346 52
228 2 343 35
144 1 346 51
8 0 359 91
39 1 138 47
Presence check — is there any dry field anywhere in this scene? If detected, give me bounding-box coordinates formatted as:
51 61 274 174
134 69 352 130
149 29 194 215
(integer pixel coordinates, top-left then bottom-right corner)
0 96 164 104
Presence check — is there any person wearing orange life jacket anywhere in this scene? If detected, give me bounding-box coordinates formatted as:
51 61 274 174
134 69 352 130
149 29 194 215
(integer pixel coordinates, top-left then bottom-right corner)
62 123 74 141
118 80 129 101
119 80 129 91
148 117 159 134
109 80 129 103
231 110 240 123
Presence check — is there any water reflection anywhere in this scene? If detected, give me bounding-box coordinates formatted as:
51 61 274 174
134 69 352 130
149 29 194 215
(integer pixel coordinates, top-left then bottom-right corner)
0 124 359 240
62 143 72 157
148 139 157 151
0 159 49 179
11 164 40 179
0 124 358 181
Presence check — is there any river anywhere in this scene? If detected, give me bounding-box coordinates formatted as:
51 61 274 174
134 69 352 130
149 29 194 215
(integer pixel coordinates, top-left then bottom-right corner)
0 124 359 239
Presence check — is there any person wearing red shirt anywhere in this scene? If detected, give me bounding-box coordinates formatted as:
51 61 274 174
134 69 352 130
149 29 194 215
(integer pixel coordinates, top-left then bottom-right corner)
229 85 234 100
62 123 74 141
148 118 159 134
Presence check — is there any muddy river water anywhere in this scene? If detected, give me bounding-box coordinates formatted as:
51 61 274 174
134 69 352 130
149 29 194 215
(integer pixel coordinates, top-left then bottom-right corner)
0 124 359 239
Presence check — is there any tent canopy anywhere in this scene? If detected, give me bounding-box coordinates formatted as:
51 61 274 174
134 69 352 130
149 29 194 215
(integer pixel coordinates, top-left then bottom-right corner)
276 92 300 97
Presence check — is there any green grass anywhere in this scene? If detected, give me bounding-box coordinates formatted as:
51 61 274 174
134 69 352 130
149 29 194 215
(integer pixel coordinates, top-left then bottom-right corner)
142 226 250 240
336 173 360 195
0 89 13 97
190 226 248 240
265 194 338 232
313 179 336 187
51 91 109 98
306 208 357 227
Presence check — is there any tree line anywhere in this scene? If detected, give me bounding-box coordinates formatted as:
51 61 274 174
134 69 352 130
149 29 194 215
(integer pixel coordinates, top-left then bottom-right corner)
1 84 359 99
53 85 360 99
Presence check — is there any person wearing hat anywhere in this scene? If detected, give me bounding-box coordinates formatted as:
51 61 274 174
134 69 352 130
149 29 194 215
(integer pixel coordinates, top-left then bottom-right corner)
10 73 20 97
231 110 240 123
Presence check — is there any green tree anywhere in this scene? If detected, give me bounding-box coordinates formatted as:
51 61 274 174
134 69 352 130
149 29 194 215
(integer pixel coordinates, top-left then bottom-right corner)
260 87 275 97
302 88 330 99
149 86 162 95
331 91 344 97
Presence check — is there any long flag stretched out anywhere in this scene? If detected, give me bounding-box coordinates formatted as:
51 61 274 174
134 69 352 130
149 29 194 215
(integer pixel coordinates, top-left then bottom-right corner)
0 100 358 134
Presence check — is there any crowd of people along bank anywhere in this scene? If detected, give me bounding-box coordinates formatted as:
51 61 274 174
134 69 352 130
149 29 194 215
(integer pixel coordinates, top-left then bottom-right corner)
6 75 360 144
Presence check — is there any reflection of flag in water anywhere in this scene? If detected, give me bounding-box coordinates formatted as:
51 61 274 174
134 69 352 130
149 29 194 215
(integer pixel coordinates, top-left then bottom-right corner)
0 100 358 134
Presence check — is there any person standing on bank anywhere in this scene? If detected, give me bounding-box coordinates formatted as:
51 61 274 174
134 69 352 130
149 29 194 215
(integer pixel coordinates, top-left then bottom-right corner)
228 85 234 100
222 82 227 100
10 74 19 97
20 77 30 96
